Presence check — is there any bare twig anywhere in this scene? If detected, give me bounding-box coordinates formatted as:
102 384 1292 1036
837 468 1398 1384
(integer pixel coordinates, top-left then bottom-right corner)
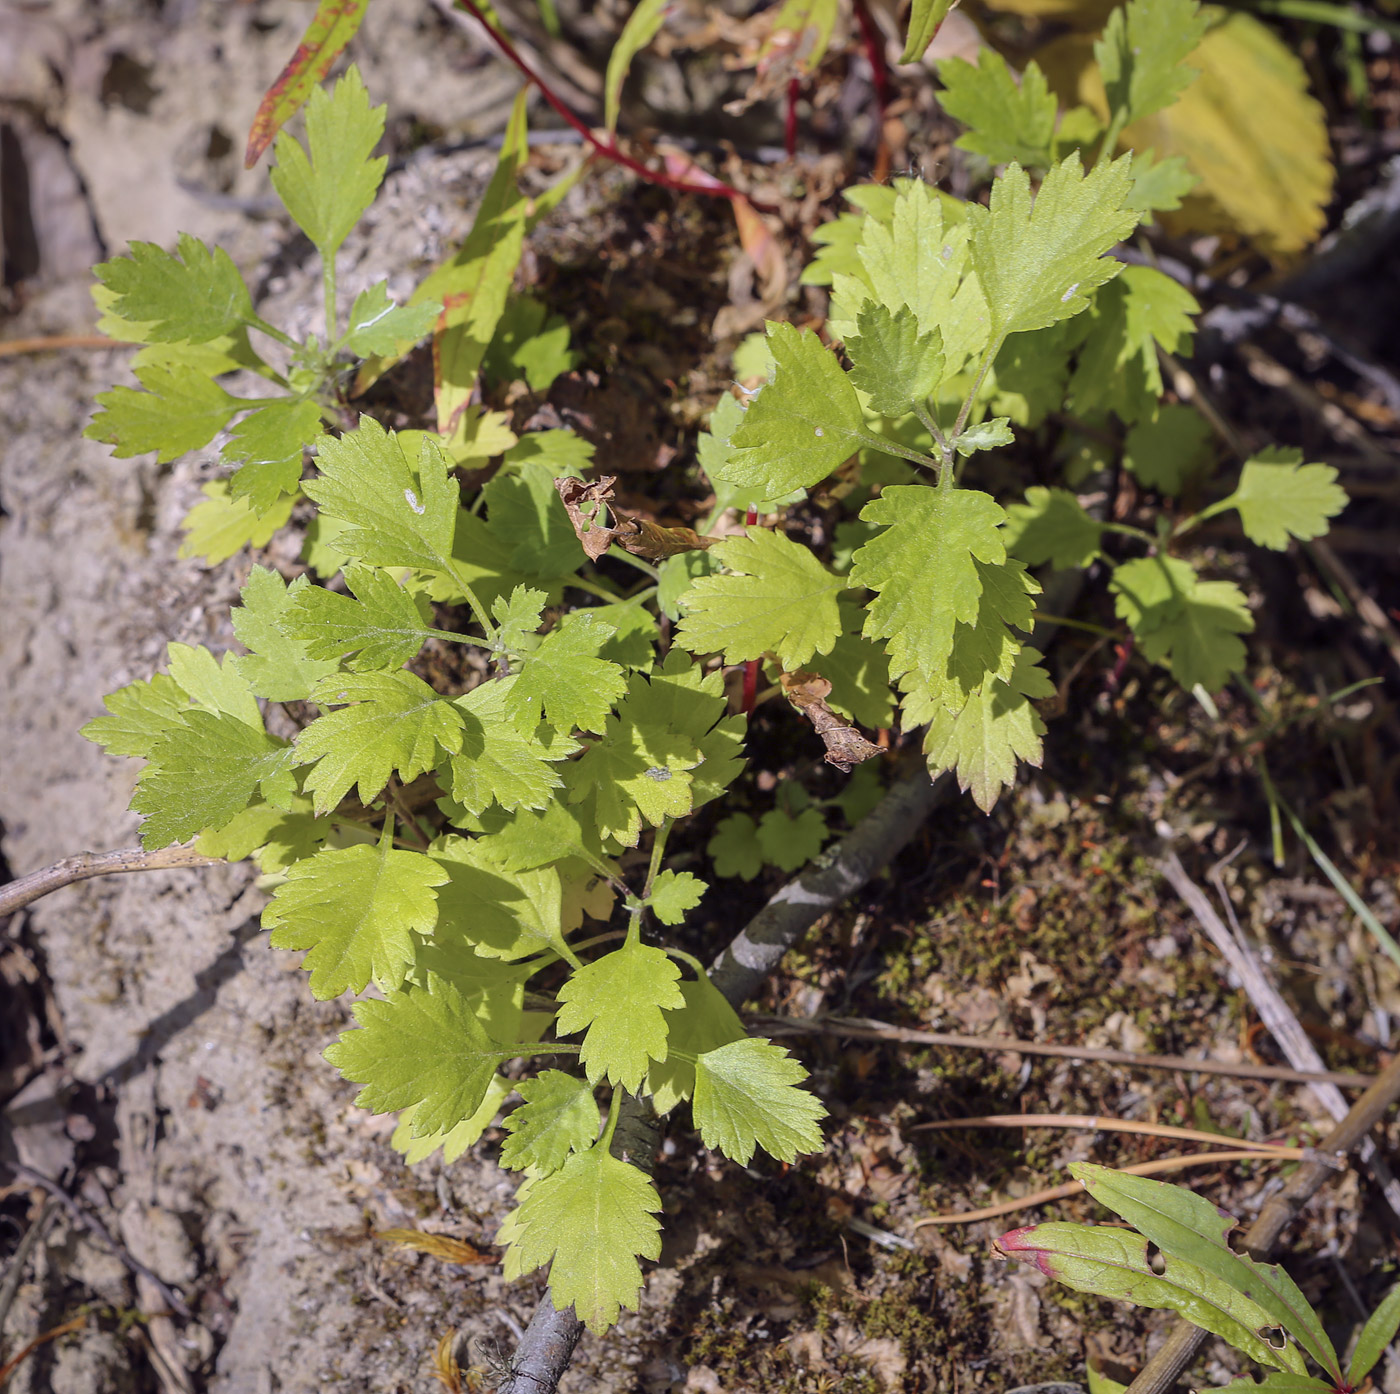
0 844 222 920
1124 1048 1400 1394
753 1014 1376 1090
914 1114 1305 1151
0 1198 56 1351
0 1314 88 1386
3 1162 191 1319
1308 537 1400 683
1159 850 1400 1221
0 334 130 358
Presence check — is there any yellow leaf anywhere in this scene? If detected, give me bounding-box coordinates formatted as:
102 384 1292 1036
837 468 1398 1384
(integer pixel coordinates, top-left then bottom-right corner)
980 0 1118 21
1035 9 1333 259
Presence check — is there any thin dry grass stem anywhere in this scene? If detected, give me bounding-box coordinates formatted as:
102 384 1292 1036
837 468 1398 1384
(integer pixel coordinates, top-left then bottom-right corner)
913 1114 1304 1151
913 1149 1307 1228
0 334 128 358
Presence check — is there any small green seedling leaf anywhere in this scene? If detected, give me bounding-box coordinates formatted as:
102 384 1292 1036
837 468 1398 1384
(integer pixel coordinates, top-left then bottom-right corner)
244 0 369 165
94 234 254 343
270 65 385 258
692 1037 827 1165
264 837 447 998
1004 487 1103 570
937 51 1059 169
555 942 685 1090
951 417 1014 457
345 281 441 357
500 1070 599 1174
87 365 244 462
325 971 507 1133
709 813 764 881
846 302 944 418
1224 449 1347 550
647 870 706 926
500 1142 662 1331
1348 1280 1400 1387
676 526 844 670
756 805 828 872
1123 405 1213 496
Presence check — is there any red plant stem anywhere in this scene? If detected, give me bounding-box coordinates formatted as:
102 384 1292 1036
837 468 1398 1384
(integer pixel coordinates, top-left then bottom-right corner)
785 77 800 160
742 503 761 714
851 0 892 181
452 0 777 214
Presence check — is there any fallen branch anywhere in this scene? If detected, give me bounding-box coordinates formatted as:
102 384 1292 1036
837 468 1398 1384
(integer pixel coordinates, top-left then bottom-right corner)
0 844 222 921
754 1014 1377 1090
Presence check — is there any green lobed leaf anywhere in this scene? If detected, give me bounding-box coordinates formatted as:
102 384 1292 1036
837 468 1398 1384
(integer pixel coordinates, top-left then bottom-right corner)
967 154 1140 345
850 484 1008 687
392 1075 511 1166
94 234 254 343
645 975 747 1114
86 365 243 463
504 613 627 735
647 870 707 926
1071 1164 1341 1380
270 64 385 258
1096 0 1210 129
692 1037 827 1165
483 459 588 579
82 672 189 761
718 322 871 496
676 527 844 670
1123 405 1214 496
900 0 955 64
1127 149 1199 214
500 1070 599 1174
303 416 458 574
449 677 574 817
179 482 295 566
492 585 549 659
919 645 1054 812
1111 556 1252 693
284 565 436 671
604 0 668 136
483 295 578 393
344 281 440 357
325 972 507 1134
499 1141 662 1331
132 710 295 849
952 417 1014 457
165 643 263 724
938 52 1060 170
1349 1281 1400 1387
1004 486 1103 570
847 302 945 418
1225 449 1347 550
757 806 829 873
295 670 465 813
796 605 894 729
555 942 685 1090
264 836 447 998
224 397 324 511
996 1220 1305 1374
708 813 764 881
230 566 341 702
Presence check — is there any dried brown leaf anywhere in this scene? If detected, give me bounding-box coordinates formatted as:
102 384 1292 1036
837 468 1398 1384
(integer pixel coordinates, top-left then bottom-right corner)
554 475 717 562
781 671 881 772
377 1228 495 1265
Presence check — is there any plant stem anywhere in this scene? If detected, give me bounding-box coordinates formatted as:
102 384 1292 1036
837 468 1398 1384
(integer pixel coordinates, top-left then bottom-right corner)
857 427 942 472
444 561 498 644
951 343 1001 448
322 253 338 344
247 314 299 350
914 401 951 462
567 574 625 604
599 1086 623 1150
1102 519 1159 547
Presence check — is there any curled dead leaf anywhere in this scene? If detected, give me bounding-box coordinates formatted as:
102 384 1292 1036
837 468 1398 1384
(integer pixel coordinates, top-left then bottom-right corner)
781 671 881 772
555 475 717 562
377 1228 495 1265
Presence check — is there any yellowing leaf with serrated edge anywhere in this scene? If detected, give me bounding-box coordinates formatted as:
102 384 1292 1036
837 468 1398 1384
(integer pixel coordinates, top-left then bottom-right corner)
676 527 843 669
263 837 447 999
500 1143 662 1331
555 942 684 1090
1036 13 1334 257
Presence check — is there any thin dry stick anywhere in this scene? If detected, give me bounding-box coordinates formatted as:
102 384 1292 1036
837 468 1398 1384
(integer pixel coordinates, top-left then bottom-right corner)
1309 536 1400 682
5 1162 191 1319
0 844 222 920
0 1314 88 1386
1124 1048 1400 1394
753 1014 1375 1090
0 334 128 358
1160 850 1400 1221
915 1150 1304 1227
913 1114 1303 1151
